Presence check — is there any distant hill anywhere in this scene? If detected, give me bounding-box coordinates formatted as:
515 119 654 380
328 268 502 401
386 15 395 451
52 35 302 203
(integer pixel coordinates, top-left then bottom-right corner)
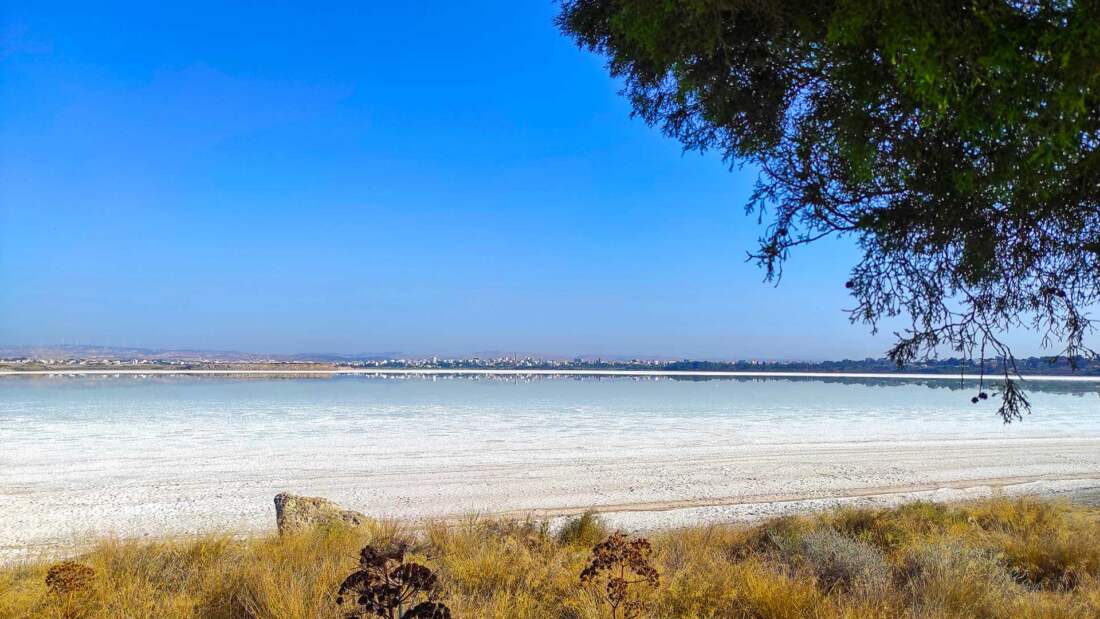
0 345 402 363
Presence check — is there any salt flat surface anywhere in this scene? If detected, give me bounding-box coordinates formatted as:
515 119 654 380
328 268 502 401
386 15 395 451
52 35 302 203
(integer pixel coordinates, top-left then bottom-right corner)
3 375 1100 561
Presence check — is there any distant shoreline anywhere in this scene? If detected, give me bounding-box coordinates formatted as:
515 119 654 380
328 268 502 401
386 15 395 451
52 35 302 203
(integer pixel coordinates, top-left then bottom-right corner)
5 368 1100 381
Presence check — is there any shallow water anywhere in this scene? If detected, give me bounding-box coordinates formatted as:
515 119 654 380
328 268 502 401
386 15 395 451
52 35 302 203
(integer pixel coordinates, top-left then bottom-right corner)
4 375 1100 459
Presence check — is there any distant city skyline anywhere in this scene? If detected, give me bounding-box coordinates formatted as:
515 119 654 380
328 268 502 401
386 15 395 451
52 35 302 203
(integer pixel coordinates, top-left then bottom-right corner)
0 2 1069 360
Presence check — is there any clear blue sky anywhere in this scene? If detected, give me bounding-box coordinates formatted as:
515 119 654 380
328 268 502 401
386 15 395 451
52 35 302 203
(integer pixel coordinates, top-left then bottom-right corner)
0 1 1016 360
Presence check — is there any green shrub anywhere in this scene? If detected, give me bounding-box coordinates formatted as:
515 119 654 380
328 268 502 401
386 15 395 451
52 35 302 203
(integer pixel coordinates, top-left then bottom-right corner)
785 528 892 594
556 510 608 548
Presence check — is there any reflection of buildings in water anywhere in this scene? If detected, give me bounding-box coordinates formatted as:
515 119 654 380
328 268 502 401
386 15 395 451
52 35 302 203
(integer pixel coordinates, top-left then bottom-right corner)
337 372 1100 397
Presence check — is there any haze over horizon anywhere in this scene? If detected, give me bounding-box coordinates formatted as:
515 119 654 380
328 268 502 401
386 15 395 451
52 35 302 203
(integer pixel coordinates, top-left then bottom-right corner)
0 2 1061 360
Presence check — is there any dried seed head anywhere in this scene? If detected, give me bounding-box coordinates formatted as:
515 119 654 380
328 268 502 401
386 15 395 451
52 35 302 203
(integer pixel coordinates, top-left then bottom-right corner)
45 561 96 595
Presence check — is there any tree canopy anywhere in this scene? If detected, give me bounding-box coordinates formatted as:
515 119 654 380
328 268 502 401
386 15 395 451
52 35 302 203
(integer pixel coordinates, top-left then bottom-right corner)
557 0 1100 420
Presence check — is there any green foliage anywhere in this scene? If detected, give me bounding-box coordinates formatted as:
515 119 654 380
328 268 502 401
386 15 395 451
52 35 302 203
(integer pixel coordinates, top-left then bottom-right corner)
557 0 1100 421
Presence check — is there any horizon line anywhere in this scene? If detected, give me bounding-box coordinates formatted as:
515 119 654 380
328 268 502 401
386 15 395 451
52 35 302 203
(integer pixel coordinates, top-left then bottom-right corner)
4 368 1100 382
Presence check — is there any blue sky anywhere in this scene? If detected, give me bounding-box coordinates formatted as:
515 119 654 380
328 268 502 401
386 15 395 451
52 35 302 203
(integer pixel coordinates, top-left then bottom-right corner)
0 1 1015 359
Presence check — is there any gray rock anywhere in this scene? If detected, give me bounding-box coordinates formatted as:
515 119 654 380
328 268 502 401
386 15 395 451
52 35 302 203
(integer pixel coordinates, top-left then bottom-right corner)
273 492 367 535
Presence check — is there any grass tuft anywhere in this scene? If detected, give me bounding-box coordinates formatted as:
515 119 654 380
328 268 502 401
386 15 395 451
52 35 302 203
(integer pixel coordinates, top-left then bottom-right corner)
556 510 609 547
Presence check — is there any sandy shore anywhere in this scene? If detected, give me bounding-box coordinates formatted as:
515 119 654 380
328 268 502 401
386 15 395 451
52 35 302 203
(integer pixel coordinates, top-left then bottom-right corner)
5 437 1100 563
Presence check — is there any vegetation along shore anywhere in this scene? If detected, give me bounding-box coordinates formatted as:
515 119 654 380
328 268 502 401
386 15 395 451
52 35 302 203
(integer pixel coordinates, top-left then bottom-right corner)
3 496 1099 618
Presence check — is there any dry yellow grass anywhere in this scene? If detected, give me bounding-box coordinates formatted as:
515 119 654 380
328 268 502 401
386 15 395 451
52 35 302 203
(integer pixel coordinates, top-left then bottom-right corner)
2 497 1099 618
